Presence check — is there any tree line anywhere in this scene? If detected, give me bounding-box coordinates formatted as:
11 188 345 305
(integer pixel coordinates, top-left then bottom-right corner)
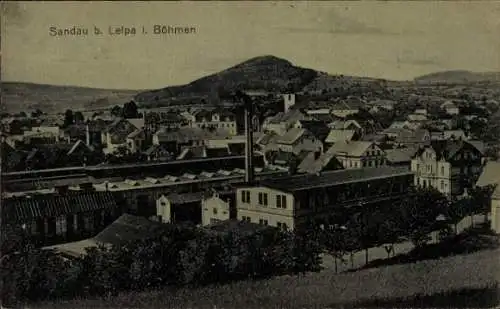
0 185 494 306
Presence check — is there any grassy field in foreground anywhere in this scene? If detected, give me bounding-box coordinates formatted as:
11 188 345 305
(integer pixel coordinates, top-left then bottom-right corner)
32 248 500 309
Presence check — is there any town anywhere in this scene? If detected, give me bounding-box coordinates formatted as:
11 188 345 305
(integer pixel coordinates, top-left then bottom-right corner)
2 2 500 306
2 59 500 306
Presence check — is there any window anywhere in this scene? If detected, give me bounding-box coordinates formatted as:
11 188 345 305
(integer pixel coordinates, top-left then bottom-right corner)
241 216 251 223
83 214 94 231
441 166 445 176
213 207 218 215
241 190 251 203
276 195 287 209
210 218 221 225
440 180 444 190
258 192 268 206
259 219 268 226
55 216 67 236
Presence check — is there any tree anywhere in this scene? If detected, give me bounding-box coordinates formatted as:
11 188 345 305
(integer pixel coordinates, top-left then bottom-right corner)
111 105 122 117
399 187 449 248
63 109 74 127
73 111 84 124
122 101 139 119
31 109 43 118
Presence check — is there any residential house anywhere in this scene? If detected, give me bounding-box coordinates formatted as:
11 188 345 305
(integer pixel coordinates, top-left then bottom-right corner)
475 161 500 233
101 118 143 154
142 144 173 162
152 127 214 155
236 166 413 230
297 147 343 175
126 128 147 153
22 125 61 144
143 109 188 132
394 129 431 146
441 101 460 115
262 109 310 135
330 98 365 118
368 99 396 114
292 120 331 143
269 128 324 155
324 129 357 146
430 130 468 141
329 119 363 135
188 109 237 135
384 146 419 169
411 140 484 196
325 141 386 169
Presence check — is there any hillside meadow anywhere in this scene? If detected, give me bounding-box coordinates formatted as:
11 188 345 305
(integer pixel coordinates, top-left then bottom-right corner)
34 248 500 309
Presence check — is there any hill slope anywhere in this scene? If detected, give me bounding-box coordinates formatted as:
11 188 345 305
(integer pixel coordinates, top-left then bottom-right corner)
415 70 500 84
134 55 319 104
1 82 141 114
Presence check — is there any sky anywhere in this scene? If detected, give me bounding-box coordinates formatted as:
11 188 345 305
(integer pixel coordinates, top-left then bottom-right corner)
1 1 500 90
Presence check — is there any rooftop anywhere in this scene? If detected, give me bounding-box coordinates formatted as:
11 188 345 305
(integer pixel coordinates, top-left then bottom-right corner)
259 166 413 192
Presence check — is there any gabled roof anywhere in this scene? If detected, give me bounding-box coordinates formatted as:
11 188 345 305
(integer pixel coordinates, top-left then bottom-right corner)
330 120 362 130
385 146 419 164
331 97 365 110
327 141 374 157
276 128 306 145
127 128 146 140
67 140 92 156
325 130 356 144
296 120 330 141
414 140 475 161
395 129 430 144
267 109 309 125
166 191 206 205
476 161 500 187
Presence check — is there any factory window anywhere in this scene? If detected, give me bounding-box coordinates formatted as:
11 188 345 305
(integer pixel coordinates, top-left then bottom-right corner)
258 192 268 206
241 190 251 203
55 216 67 236
276 195 287 209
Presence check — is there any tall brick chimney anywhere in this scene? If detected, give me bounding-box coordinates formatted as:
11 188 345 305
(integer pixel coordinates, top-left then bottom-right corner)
237 91 254 184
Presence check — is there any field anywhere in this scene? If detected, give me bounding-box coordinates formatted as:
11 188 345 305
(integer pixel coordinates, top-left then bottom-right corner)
35 248 500 309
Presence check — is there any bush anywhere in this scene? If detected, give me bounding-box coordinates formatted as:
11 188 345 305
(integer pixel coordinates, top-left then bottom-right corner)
1 224 322 304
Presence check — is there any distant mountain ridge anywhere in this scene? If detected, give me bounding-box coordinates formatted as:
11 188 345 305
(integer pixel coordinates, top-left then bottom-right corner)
415 70 500 84
1 82 142 113
3 56 500 113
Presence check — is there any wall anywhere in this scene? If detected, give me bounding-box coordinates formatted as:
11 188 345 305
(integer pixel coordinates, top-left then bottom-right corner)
491 196 500 234
236 186 295 229
156 195 172 223
201 196 231 226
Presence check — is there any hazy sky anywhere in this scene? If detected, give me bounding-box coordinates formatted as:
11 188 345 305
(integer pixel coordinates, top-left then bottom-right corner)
2 1 500 90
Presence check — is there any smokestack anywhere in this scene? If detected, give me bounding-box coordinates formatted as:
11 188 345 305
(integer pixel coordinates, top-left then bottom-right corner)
85 124 90 146
238 91 254 184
